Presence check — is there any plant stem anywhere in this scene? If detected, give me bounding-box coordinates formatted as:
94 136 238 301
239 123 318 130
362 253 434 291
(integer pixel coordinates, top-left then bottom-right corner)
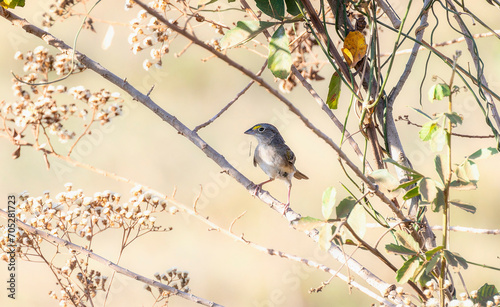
440 52 459 306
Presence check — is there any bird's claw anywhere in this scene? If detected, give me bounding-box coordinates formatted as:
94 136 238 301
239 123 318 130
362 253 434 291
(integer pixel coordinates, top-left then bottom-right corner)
282 202 290 216
252 184 262 197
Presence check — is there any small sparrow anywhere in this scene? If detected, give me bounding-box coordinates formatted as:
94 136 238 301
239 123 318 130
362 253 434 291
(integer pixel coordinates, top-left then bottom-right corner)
244 123 308 212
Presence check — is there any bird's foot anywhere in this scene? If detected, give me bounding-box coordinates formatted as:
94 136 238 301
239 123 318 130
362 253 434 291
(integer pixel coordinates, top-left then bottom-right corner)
252 184 263 197
281 202 290 216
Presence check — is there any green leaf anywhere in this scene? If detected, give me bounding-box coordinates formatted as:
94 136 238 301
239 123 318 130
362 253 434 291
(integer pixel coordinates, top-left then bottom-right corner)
475 284 499 305
419 178 438 203
322 187 336 219
1 0 25 8
396 255 420 283
255 0 285 19
411 107 433 120
416 253 440 283
464 159 480 182
268 25 292 79
326 72 342 109
450 200 476 214
197 0 218 7
336 196 356 219
318 223 332 251
443 249 458 269
383 158 423 176
424 254 440 275
403 185 419 200
432 187 445 212
385 243 418 256
428 83 451 101
393 178 420 191
434 155 445 184
443 250 467 271
455 163 469 183
419 121 438 142
442 112 463 125
220 21 276 49
284 0 302 16
347 204 366 239
294 216 325 231
429 127 447 152
368 169 400 191
425 246 444 260
395 230 420 253
468 147 499 160
450 180 477 190
454 253 468 270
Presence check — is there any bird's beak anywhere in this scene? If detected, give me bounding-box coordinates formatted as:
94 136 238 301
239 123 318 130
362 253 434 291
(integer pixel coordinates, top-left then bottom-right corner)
244 127 254 135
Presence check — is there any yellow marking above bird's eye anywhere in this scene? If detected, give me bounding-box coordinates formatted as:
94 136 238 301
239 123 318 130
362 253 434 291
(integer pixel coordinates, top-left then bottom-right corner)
253 125 262 130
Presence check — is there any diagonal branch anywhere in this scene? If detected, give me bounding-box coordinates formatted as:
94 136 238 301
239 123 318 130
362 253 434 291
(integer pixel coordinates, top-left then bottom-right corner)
0 209 225 307
445 0 500 134
194 61 267 133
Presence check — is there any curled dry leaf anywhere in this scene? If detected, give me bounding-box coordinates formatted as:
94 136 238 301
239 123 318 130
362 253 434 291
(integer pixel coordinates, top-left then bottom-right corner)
342 31 367 68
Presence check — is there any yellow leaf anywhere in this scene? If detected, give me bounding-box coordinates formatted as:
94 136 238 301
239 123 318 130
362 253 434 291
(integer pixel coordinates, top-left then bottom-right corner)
342 31 367 67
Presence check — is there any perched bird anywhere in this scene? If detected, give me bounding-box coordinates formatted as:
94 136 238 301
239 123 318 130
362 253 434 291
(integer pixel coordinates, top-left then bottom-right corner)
244 123 308 213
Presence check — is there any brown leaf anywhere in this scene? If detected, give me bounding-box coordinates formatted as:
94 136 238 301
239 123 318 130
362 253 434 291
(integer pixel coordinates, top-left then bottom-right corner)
342 31 367 68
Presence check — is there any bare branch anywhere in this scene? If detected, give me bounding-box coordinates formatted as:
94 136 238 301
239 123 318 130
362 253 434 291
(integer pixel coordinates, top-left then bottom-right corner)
445 0 500 133
194 61 267 133
396 115 495 138
375 0 402 29
380 30 500 57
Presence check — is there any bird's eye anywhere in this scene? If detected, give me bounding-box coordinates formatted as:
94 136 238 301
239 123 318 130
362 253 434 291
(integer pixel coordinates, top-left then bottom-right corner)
258 127 265 132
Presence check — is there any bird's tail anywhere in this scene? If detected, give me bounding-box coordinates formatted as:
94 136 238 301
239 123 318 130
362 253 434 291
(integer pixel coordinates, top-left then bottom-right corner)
294 170 309 180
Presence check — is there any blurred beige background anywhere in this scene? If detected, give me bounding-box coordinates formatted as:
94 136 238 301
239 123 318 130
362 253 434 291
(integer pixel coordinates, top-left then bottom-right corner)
0 1 499 306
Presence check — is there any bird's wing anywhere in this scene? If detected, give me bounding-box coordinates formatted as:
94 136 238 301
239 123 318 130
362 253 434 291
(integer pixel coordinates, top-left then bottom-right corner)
285 146 296 165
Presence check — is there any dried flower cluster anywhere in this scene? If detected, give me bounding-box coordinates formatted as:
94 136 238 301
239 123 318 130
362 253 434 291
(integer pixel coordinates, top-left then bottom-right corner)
125 0 227 70
41 0 94 30
146 267 191 304
127 7 173 71
0 184 177 306
418 280 500 307
0 47 123 157
279 23 325 93
46 257 108 307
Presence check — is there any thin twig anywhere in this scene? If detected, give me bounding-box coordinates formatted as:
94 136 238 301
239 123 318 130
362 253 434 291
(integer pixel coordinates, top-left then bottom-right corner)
194 61 267 132
445 0 500 132
366 223 500 235
229 211 247 234
396 115 495 138
375 0 401 29
380 30 500 57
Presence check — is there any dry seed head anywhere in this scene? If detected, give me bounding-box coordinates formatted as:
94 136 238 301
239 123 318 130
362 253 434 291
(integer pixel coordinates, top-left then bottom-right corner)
169 206 179 215
494 295 500 305
143 37 154 47
462 300 473 307
143 59 152 71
